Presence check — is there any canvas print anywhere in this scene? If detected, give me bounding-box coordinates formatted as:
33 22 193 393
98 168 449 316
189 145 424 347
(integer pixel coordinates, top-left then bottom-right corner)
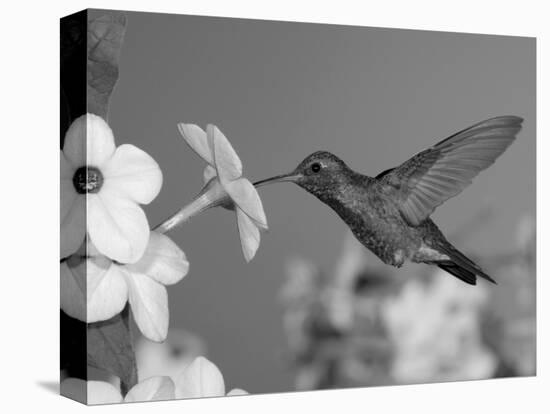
60 9 536 405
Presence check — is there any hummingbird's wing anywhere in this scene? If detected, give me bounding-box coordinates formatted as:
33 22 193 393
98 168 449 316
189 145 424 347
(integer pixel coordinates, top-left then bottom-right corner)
376 116 523 226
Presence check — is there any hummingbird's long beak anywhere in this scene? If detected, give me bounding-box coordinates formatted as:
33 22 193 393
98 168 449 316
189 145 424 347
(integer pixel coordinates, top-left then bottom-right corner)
253 172 301 188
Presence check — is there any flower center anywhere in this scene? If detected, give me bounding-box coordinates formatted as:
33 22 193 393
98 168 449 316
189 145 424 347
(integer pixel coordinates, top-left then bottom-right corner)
72 166 104 194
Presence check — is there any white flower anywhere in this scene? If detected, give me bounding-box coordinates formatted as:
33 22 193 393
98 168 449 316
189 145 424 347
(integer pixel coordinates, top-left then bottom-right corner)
158 124 267 262
61 357 246 404
61 376 175 405
61 113 163 263
175 356 247 399
60 231 189 341
382 273 496 383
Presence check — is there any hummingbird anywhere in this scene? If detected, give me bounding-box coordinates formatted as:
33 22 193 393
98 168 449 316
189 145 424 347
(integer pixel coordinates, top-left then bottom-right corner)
255 116 523 285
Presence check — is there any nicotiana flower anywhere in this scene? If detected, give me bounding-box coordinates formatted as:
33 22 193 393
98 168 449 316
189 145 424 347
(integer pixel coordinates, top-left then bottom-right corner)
60 231 189 341
61 113 162 263
175 356 247 399
61 376 175 405
156 124 267 262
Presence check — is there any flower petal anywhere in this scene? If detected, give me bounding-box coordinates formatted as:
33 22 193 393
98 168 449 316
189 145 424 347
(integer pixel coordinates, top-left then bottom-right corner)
127 231 189 286
102 144 163 205
61 195 86 259
62 115 87 167
60 260 86 321
175 356 225 399
227 388 248 396
61 152 78 240
236 208 260 262
223 178 268 229
87 191 150 264
87 381 124 405
177 123 213 165
87 114 117 167
208 124 242 182
63 114 117 168
60 150 75 180
203 165 217 184
124 376 175 403
87 257 129 323
125 271 169 342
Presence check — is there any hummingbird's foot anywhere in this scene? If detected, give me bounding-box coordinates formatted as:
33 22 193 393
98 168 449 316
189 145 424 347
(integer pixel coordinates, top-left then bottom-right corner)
393 250 405 268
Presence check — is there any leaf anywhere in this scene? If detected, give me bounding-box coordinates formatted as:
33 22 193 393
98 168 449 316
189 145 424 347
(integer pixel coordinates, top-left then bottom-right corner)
87 11 127 119
87 305 138 395
60 309 87 380
60 10 87 145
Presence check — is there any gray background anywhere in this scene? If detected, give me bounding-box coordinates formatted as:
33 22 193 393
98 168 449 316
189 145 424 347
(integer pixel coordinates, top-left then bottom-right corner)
109 11 535 393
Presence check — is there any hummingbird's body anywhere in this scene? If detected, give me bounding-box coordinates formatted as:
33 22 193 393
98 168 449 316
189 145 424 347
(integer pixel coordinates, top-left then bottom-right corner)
256 116 523 285
312 169 440 267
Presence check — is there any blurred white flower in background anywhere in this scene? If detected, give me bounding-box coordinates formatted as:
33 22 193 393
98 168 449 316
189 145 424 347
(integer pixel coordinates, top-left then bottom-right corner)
61 376 175 405
382 272 497 383
279 216 535 389
281 234 398 390
158 123 267 262
136 329 206 382
175 356 247 399
60 231 189 341
280 257 320 356
61 113 162 263
483 215 536 376
280 257 318 304
327 232 373 330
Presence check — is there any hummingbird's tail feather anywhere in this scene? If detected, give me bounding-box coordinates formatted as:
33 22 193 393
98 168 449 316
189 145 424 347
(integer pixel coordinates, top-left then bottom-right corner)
434 242 496 285
437 262 477 285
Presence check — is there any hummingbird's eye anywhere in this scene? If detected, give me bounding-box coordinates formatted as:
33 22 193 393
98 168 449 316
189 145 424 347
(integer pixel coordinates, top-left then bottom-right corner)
311 162 321 173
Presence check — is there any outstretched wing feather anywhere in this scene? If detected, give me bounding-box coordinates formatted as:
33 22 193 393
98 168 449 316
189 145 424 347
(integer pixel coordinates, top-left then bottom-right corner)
378 116 523 225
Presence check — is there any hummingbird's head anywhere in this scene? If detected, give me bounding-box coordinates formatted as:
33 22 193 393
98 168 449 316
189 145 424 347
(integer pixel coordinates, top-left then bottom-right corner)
254 151 352 197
